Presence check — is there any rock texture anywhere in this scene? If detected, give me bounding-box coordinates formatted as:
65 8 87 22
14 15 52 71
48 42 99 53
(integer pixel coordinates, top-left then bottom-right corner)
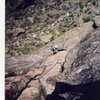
46 27 100 100
5 0 100 100
5 76 29 100
18 80 41 100
5 22 93 75
61 27 100 85
5 22 96 100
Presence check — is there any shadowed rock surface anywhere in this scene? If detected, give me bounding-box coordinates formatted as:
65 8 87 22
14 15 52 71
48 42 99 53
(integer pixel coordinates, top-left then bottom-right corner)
45 80 100 100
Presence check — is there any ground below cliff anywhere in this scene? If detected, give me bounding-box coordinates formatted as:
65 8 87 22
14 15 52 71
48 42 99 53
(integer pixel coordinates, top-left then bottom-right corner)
6 0 100 56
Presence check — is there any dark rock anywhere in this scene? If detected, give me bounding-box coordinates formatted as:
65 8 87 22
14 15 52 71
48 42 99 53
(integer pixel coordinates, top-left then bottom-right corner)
5 71 17 78
5 76 29 100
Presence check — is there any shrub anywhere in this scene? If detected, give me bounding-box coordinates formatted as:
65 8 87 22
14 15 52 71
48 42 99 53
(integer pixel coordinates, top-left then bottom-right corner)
72 21 78 27
46 77 56 85
79 2 84 12
83 16 92 23
38 84 47 98
69 12 74 18
32 84 47 100
62 29 66 33
50 30 56 41
32 93 40 100
92 0 97 5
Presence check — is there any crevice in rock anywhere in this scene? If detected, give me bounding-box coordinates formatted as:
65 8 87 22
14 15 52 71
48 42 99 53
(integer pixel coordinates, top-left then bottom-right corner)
60 44 78 73
5 66 46 100
15 57 62 99
15 67 47 100
92 21 97 29
15 78 34 100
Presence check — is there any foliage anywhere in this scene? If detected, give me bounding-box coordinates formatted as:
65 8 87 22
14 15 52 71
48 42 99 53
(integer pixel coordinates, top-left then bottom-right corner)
69 11 74 18
79 1 85 12
62 29 66 33
92 0 97 5
32 84 47 100
72 21 78 27
50 30 56 41
83 16 92 23
32 93 40 100
46 76 58 86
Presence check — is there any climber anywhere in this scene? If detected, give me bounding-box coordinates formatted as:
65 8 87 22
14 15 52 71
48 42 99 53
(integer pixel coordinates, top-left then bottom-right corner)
50 43 58 54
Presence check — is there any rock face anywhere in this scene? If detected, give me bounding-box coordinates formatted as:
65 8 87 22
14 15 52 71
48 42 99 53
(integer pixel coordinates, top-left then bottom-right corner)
5 1 100 99
47 27 100 100
5 22 97 100
61 27 100 85
5 22 93 75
